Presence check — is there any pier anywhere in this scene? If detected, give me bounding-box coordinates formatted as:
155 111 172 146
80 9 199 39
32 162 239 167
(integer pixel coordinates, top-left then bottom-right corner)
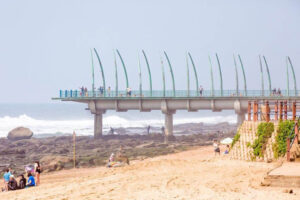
52 50 300 138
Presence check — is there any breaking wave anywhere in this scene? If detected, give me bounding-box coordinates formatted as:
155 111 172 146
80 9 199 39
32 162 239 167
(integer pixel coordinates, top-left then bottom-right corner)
0 114 237 137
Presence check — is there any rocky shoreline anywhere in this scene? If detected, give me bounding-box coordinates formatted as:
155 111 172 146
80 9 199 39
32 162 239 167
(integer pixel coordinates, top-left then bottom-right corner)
0 122 237 176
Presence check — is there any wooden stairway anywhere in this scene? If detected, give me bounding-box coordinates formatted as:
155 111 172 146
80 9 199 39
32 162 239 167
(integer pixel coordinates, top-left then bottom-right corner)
230 121 278 161
290 140 300 162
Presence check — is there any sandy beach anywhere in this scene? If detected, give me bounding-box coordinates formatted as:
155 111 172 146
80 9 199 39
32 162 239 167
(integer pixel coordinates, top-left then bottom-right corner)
1 146 299 200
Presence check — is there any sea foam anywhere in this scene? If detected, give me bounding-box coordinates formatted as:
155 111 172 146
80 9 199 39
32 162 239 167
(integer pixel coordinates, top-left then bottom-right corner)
0 114 236 137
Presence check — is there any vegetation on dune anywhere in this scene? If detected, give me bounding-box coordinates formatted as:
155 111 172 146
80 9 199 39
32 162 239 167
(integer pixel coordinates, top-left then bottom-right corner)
231 129 240 148
273 120 295 158
252 122 274 158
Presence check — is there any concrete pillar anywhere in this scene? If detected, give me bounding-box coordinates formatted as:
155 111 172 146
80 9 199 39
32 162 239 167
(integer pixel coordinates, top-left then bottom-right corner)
237 112 246 126
164 111 175 136
94 112 103 139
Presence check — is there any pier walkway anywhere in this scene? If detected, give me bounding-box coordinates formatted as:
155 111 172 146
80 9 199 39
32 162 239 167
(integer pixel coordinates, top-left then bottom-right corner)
53 89 300 138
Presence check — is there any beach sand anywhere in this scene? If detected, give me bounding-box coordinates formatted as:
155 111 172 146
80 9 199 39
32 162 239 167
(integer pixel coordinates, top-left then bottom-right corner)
0 146 299 200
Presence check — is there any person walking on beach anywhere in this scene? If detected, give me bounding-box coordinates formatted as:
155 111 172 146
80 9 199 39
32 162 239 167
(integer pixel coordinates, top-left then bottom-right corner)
34 161 41 186
161 126 165 135
110 127 114 135
147 125 151 135
213 140 220 156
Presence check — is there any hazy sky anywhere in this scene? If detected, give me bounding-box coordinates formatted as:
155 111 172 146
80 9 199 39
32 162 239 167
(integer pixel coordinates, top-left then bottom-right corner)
0 0 299 103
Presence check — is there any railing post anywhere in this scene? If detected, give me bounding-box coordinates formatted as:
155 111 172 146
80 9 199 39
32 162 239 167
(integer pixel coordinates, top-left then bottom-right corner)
266 100 270 122
279 101 283 120
284 101 288 120
292 101 296 121
274 101 278 121
248 101 252 121
253 101 258 121
295 122 299 145
287 137 291 161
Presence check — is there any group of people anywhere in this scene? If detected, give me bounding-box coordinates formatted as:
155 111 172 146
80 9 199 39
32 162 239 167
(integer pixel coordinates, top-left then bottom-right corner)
272 88 282 96
126 87 132 96
2 161 41 192
213 140 230 155
80 86 88 97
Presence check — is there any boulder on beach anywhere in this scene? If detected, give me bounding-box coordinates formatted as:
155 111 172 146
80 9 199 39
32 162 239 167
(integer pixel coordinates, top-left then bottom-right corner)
7 127 33 140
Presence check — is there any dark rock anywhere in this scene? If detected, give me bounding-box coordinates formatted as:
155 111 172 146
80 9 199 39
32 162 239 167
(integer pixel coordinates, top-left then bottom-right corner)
7 127 33 141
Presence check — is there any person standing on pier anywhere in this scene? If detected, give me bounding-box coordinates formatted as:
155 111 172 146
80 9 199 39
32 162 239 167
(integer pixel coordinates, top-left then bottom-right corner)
80 86 84 96
99 87 104 96
84 87 88 96
107 86 111 96
199 86 204 96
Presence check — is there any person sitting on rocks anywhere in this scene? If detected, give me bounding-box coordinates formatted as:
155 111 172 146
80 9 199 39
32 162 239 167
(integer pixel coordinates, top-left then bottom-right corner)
3 168 11 191
109 153 115 162
26 172 35 187
18 175 27 189
224 145 230 154
7 175 18 191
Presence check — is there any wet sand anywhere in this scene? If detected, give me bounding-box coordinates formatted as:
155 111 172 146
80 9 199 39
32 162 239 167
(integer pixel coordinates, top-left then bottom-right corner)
0 146 299 200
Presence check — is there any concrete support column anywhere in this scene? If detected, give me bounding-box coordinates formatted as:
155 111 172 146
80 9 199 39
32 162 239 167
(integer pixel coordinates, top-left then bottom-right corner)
164 111 176 136
94 112 103 139
237 112 246 126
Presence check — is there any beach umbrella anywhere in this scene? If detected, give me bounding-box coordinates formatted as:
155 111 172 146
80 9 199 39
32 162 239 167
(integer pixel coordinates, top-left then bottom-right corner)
220 137 233 145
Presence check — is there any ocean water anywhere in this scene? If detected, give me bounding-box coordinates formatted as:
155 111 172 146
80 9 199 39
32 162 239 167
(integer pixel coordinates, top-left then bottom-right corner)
0 103 237 137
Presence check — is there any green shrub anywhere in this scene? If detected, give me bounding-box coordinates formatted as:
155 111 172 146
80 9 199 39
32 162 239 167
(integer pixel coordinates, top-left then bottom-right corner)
252 122 274 158
246 142 251 148
231 131 240 148
273 120 295 158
